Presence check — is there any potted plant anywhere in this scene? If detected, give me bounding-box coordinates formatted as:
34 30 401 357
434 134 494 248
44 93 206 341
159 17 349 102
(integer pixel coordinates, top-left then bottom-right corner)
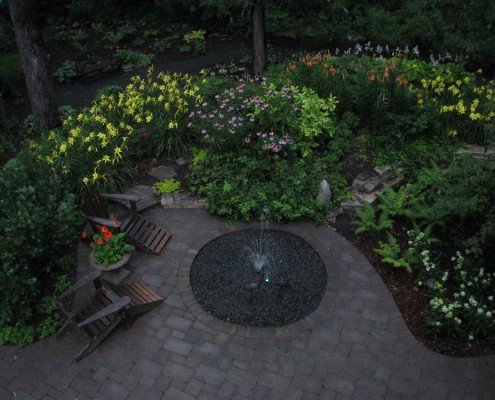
89 225 134 271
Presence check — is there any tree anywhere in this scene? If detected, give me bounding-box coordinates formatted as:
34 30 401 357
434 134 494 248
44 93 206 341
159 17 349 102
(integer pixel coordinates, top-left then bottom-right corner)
251 0 266 75
200 0 267 74
8 0 59 130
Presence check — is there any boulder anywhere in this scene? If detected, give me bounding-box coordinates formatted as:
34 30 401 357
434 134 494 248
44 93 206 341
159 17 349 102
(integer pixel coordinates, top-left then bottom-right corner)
341 199 363 211
352 171 382 194
374 165 392 182
149 165 176 181
316 179 332 204
326 208 343 224
353 191 377 204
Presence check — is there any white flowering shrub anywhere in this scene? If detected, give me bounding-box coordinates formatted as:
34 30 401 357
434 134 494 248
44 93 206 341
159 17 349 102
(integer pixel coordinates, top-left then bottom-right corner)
410 230 495 339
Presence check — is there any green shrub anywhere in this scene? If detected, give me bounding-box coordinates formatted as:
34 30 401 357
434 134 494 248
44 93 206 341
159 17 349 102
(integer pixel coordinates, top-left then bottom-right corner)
38 316 60 338
153 38 172 53
0 324 35 347
70 29 88 53
188 153 327 221
155 178 181 194
184 30 206 54
0 150 82 327
118 49 154 68
53 60 77 83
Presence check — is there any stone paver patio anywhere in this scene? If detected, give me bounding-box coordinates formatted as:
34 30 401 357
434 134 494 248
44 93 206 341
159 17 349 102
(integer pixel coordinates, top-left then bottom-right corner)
1 208 494 399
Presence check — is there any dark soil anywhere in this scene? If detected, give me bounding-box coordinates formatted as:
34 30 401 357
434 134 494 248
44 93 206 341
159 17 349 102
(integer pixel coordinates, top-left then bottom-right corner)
334 212 495 357
190 229 327 327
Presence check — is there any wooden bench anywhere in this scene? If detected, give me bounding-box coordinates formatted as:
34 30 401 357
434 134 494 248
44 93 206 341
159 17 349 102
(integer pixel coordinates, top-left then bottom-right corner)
76 48 120 75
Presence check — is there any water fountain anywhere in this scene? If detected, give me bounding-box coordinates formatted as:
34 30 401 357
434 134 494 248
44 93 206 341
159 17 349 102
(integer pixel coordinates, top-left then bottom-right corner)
189 209 327 327
245 217 289 292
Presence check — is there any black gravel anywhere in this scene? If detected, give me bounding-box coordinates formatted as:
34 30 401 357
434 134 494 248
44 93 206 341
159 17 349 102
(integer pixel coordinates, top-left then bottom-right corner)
190 229 327 327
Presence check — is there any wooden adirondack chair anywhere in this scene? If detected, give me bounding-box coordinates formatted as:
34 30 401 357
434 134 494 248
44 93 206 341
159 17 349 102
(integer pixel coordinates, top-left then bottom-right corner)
86 193 171 256
56 270 131 361
56 271 164 361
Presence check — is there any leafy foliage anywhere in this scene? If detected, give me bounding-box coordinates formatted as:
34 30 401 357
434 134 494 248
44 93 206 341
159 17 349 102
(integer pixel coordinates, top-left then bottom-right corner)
188 153 328 221
92 229 134 266
184 30 206 54
33 69 201 194
155 179 181 194
353 202 392 234
53 60 77 83
118 49 154 68
0 150 81 340
374 233 413 273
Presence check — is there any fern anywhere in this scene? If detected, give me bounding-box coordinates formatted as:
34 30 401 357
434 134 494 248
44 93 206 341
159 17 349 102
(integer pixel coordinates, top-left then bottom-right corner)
377 184 409 217
353 202 393 234
374 233 412 273
376 212 393 231
353 203 376 234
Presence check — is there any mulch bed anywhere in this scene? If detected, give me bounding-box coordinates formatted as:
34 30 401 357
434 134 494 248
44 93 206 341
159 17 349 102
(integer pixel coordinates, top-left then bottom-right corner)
334 212 495 357
190 229 327 327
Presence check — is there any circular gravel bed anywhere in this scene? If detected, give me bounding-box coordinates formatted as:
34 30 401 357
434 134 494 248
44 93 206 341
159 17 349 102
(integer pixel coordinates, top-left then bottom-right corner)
190 229 327 327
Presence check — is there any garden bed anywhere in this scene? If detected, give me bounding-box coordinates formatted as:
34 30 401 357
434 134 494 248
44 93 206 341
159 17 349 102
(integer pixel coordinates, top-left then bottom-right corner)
335 212 495 357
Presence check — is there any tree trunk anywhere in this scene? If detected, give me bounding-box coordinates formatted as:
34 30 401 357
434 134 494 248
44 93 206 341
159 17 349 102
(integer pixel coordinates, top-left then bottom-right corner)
252 1 266 76
8 0 59 130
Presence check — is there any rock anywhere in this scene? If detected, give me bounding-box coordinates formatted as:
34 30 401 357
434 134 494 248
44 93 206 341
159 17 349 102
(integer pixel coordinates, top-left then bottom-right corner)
175 157 188 166
325 208 343 224
374 165 392 182
426 279 436 290
72 22 80 29
149 165 176 181
316 179 332 204
121 63 134 72
352 171 382 194
161 194 175 207
353 191 377 204
161 193 205 208
341 199 363 211
388 175 405 188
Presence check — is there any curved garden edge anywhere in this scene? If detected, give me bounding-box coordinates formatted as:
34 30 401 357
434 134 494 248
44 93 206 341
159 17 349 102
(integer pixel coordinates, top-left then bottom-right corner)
78 206 490 359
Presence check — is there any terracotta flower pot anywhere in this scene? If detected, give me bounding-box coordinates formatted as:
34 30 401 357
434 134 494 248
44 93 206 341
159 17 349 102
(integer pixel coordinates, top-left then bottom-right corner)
89 250 131 271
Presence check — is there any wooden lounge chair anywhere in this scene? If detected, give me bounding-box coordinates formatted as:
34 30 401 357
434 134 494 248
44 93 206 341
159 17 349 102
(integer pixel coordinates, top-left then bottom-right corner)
56 271 163 361
86 193 171 256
